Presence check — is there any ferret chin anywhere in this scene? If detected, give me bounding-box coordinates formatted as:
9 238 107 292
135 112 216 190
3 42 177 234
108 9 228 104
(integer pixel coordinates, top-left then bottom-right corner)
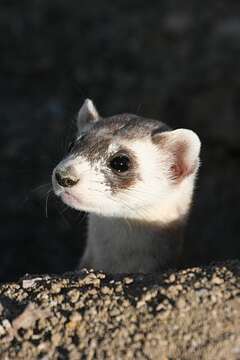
52 99 201 274
61 192 82 209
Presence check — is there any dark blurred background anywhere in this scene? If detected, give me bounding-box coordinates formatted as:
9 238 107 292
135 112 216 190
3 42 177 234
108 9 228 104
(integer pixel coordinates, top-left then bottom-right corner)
1 0 240 282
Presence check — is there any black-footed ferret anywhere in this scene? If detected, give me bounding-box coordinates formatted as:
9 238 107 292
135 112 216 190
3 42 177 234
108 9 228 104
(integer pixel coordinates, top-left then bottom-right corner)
52 99 201 273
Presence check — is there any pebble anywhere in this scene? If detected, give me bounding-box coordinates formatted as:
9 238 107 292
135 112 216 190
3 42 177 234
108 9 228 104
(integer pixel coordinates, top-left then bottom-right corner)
51 283 62 294
169 274 176 283
211 276 224 285
124 277 134 285
101 286 113 295
22 277 42 289
68 289 80 303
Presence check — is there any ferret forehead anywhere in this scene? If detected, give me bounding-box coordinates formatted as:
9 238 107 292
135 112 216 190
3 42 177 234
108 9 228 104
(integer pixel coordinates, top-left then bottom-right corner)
72 113 169 161
80 113 169 139
72 134 110 163
104 114 169 139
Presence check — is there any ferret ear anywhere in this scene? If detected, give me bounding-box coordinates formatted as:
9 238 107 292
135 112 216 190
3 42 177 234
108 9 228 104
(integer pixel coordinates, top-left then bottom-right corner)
152 129 201 182
76 99 100 131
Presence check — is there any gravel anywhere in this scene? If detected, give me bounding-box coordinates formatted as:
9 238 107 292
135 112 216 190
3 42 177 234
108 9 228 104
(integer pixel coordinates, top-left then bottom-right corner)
1 1 240 282
0 260 240 359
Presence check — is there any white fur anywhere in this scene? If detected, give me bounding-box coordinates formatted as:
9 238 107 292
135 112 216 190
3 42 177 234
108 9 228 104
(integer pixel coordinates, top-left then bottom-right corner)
81 138 198 273
52 108 201 273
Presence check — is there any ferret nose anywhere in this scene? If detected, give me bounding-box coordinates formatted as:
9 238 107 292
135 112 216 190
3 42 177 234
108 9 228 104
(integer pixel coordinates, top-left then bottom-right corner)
55 169 79 188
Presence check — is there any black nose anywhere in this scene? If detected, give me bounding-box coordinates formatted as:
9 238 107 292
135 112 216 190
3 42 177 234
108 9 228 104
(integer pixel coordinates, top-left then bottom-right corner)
55 170 79 188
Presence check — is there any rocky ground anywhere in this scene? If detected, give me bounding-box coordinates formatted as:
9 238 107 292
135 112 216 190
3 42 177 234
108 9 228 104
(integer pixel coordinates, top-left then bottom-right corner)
0 260 239 359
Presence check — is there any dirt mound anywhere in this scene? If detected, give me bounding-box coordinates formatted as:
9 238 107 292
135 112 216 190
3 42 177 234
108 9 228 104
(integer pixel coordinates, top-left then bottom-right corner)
0 260 239 359
1 1 240 282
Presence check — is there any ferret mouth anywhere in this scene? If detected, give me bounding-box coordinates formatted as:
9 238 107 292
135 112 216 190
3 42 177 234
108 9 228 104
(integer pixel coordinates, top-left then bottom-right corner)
60 191 83 210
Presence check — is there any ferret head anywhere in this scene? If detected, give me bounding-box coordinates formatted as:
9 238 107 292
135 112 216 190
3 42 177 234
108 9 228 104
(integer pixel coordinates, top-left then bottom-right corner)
52 99 201 222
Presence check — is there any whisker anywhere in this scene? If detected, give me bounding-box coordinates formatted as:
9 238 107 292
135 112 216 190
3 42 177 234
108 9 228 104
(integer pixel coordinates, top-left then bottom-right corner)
22 183 52 206
55 204 71 227
45 189 52 218
136 103 142 115
87 186 139 216
59 205 69 215
87 179 158 199
76 211 88 226
29 183 51 194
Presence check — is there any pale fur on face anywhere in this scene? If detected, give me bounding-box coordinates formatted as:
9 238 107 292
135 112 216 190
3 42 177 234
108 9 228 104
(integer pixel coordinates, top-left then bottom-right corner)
52 99 201 224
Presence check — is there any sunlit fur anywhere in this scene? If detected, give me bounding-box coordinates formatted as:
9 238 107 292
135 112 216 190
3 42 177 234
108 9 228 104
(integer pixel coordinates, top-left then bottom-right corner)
52 99 201 273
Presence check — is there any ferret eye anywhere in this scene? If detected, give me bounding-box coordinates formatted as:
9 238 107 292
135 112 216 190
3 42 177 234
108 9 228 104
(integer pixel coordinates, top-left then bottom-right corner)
67 141 75 153
109 155 131 173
